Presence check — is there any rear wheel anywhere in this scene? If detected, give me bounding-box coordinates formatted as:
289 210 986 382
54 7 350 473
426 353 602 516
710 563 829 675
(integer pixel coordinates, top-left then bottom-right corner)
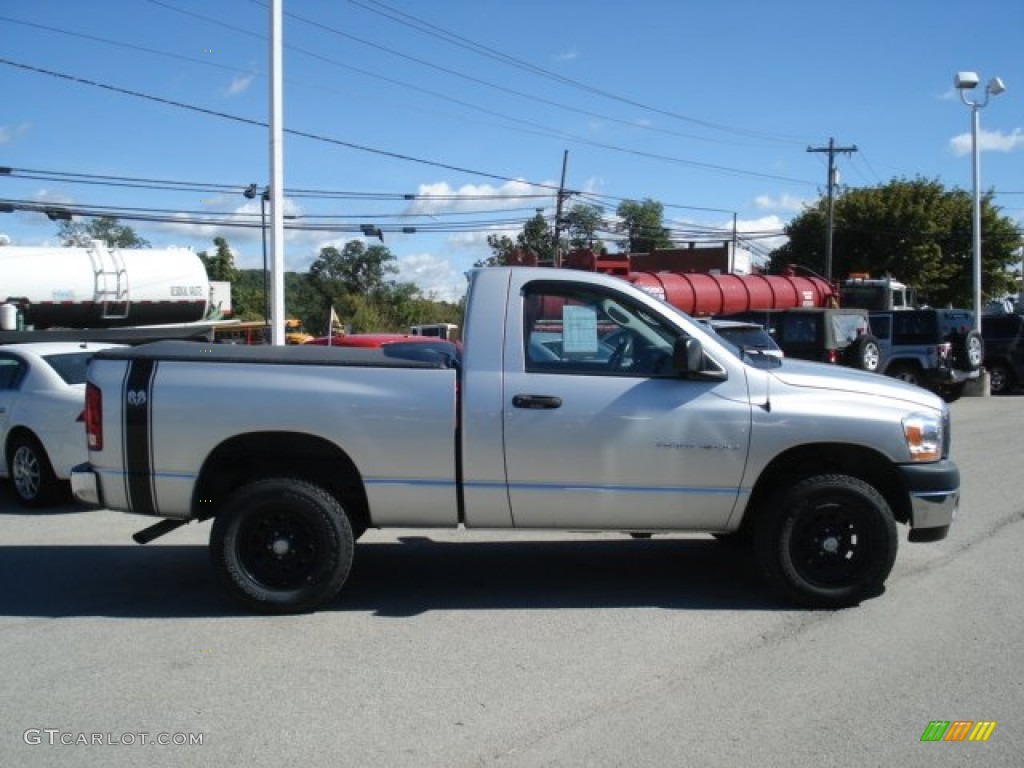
210 478 354 614
754 474 897 608
8 435 61 508
886 362 923 387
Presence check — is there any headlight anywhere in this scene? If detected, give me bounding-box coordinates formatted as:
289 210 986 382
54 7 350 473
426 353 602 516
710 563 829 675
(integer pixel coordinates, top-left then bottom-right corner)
903 413 943 462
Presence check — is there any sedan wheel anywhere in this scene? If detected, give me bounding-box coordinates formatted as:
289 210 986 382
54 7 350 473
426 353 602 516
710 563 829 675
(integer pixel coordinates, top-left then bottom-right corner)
9 436 60 508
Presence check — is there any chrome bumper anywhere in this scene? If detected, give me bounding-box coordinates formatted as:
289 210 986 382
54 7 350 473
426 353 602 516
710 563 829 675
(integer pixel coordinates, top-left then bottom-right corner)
899 460 959 542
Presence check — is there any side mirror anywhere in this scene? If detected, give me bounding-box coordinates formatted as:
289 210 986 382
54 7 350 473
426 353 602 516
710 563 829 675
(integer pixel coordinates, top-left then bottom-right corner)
672 337 727 381
672 337 704 374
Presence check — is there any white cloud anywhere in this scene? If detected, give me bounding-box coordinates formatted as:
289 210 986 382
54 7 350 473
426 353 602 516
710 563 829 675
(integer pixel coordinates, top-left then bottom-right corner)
225 74 254 96
406 179 553 216
753 193 807 213
950 127 1024 156
396 252 467 302
554 48 578 62
0 122 31 144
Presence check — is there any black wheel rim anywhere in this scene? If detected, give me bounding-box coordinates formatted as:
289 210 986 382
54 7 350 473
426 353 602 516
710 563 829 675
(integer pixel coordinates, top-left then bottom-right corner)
237 509 320 590
789 494 879 589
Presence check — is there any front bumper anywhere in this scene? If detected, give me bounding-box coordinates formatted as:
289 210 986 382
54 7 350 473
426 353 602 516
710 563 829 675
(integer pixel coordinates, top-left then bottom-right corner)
898 460 959 542
70 463 103 508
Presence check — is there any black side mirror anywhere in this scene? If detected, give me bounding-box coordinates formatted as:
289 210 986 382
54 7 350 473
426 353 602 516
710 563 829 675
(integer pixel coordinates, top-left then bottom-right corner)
672 337 727 381
672 337 704 374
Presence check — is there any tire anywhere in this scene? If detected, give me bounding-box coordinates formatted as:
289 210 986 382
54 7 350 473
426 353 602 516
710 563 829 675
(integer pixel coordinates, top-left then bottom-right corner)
940 383 965 403
754 474 898 608
7 434 60 508
953 331 984 372
210 478 355 614
988 362 1014 395
886 362 923 388
845 334 882 372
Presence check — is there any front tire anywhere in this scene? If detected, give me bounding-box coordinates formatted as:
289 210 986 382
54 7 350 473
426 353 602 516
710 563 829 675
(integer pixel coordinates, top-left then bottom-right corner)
754 474 897 608
988 362 1014 395
210 478 355 614
8 435 60 508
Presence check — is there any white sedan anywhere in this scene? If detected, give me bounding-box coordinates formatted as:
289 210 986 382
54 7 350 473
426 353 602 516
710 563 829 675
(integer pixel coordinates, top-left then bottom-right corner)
0 341 123 507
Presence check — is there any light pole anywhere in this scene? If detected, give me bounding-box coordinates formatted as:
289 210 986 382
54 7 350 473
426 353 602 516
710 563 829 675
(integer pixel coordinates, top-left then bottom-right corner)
244 183 271 326
953 71 1006 336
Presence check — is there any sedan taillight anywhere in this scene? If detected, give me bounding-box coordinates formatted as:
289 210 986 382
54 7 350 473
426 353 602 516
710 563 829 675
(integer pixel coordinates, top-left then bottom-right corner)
85 381 103 451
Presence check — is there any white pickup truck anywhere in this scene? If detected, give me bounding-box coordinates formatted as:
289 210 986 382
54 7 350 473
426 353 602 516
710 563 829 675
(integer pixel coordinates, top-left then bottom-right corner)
72 267 960 613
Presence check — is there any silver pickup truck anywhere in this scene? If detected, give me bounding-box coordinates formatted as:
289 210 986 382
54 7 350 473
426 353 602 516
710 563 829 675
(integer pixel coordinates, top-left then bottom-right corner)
72 267 959 613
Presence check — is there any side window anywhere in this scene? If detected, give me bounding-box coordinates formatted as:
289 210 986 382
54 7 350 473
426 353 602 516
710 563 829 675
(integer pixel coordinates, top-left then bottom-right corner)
0 357 25 390
522 282 679 376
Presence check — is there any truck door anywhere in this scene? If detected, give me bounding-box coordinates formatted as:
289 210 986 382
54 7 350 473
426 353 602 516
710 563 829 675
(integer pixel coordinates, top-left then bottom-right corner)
502 280 752 531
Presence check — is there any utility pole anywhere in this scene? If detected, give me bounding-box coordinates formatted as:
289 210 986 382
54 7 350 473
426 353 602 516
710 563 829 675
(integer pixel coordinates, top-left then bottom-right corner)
552 150 569 268
807 137 857 281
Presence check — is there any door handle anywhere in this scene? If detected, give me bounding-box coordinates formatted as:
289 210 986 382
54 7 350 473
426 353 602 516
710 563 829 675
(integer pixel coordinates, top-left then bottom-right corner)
512 394 562 410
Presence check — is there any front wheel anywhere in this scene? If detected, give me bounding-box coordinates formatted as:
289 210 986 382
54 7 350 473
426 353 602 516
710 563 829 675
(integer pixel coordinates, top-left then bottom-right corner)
754 474 897 608
210 478 355 614
988 362 1014 395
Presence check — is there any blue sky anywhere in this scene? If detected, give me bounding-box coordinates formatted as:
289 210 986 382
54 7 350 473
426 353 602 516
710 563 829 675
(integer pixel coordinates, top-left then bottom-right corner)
1 0 1021 301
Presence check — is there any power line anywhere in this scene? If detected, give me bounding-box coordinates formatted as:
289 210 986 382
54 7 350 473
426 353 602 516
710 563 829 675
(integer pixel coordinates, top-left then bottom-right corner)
345 0 810 146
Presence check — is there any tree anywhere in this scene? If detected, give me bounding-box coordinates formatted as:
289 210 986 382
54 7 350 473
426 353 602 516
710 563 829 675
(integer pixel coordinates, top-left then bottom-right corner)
309 241 399 297
615 198 672 253
476 234 517 268
477 212 555 267
562 203 605 250
58 216 150 248
198 237 241 283
769 177 1022 307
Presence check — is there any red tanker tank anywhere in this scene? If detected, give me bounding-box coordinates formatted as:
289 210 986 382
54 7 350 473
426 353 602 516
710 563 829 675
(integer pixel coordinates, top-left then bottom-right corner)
626 271 835 316
559 249 836 315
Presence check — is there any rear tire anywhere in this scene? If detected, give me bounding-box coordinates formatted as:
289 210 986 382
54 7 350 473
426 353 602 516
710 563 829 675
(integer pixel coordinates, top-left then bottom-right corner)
754 474 897 608
8 434 60 508
210 478 354 614
886 362 923 387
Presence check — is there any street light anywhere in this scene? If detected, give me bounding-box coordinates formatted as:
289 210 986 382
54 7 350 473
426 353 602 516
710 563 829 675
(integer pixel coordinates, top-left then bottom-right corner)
954 71 1006 337
244 183 271 325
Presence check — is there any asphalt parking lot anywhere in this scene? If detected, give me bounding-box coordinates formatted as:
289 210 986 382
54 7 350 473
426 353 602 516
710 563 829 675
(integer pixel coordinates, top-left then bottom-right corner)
1 394 1022 768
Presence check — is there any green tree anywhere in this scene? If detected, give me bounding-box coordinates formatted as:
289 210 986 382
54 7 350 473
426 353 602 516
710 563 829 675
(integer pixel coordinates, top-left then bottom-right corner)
615 198 672 253
562 203 605 249
769 177 1022 307
476 234 517 268
309 241 399 297
58 216 150 248
477 212 555 267
198 237 241 283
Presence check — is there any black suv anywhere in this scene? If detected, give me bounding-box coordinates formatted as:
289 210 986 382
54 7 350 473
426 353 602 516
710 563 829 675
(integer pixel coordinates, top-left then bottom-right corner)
982 313 1024 395
869 308 982 402
718 307 883 371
